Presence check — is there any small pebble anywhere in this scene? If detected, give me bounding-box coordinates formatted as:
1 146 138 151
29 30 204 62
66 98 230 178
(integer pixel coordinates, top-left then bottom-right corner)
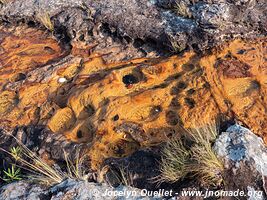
58 77 67 83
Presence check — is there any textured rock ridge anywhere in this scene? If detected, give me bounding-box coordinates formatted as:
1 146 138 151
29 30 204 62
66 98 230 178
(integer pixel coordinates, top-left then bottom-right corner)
0 25 266 168
0 179 159 200
0 0 266 54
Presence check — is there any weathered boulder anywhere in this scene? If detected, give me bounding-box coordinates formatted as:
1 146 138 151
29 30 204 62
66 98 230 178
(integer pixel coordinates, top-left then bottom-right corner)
0 179 162 200
214 125 267 200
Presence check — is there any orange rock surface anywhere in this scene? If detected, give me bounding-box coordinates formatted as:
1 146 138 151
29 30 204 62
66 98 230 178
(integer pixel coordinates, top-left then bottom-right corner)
0 26 266 169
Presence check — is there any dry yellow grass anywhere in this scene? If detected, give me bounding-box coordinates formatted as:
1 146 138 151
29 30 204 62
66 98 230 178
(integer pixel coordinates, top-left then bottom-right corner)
157 121 224 186
0 0 11 4
156 140 190 184
103 165 135 187
185 121 219 145
37 12 54 31
174 0 192 18
1 137 88 186
189 144 224 186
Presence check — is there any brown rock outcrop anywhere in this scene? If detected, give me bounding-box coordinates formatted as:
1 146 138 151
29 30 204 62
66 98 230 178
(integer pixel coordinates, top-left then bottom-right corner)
0 26 266 169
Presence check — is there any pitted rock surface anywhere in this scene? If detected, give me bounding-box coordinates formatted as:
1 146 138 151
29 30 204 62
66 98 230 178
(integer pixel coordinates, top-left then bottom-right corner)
0 0 266 54
0 25 266 168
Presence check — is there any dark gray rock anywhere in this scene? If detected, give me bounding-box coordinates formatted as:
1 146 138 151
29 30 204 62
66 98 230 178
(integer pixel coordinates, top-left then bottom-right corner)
0 179 162 200
0 180 44 200
0 0 266 54
103 148 161 190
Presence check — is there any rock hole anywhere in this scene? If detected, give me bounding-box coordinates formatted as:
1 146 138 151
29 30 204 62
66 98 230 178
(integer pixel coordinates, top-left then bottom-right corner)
27 21 36 27
122 74 139 86
54 25 72 45
100 23 112 34
150 132 156 137
12 73 26 82
166 130 176 138
166 111 180 126
123 36 132 43
184 98 195 109
133 38 145 48
77 130 83 138
170 98 181 109
167 72 184 81
224 51 233 59
187 89 195 95
44 46 56 54
250 80 261 90
79 34 85 41
153 83 168 89
113 114 120 121
170 81 187 95
182 64 195 71
177 81 187 89
85 105 95 116
150 105 162 116
237 49 246 54
203 82 211 89
191 43 200 51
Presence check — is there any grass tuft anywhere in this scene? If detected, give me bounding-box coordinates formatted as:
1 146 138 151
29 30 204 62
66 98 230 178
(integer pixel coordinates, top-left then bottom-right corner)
190 144 224 187
37 12 54 32
103 165 135 187
156 140 190 184
169 39 184 53
185 121 219 145
10 146 22 161
157 121 224 187
1 137 88 186
174 0 192 18
63 150 89 181
117 166 134 186
2 165 22 183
